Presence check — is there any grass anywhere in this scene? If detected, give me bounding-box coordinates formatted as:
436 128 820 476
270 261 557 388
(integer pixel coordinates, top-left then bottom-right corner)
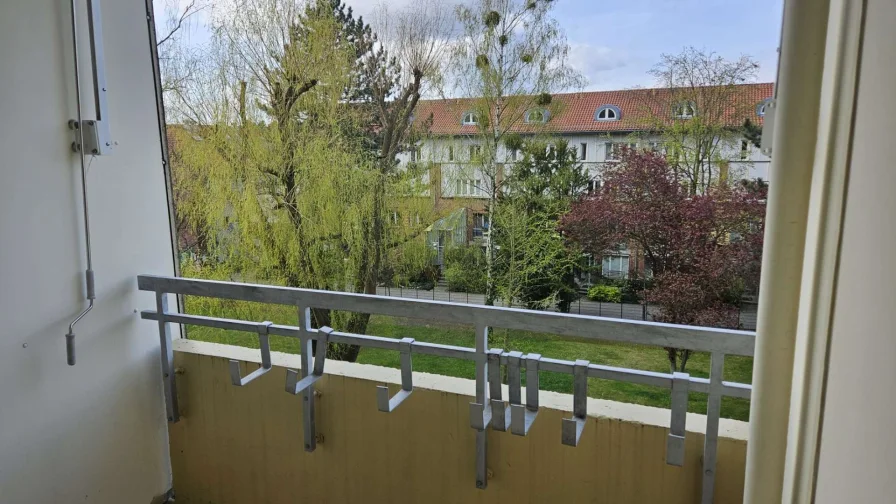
182 297 752 421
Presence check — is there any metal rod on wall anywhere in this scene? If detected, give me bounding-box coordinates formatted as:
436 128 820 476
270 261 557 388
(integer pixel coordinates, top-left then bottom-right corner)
65 0 97 366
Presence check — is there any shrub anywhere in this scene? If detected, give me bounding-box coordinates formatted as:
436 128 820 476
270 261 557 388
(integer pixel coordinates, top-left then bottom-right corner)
444 245 487 293
587 284 622 303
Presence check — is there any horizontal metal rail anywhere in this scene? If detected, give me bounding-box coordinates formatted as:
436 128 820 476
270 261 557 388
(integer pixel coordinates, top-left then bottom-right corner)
141 310 751 399
138 275 755 356
138 274 754 504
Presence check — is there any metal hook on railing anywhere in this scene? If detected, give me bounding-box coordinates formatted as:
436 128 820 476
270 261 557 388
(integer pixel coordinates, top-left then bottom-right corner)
286 326 331 395
511 353 541 436
377 337 415 412
665 372 690 466
487 349 510 431
469 347 497 431
562 359 590 447
229 321 273 386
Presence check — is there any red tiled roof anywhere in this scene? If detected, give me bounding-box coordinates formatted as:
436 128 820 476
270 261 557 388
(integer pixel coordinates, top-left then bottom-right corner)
414 83 773 136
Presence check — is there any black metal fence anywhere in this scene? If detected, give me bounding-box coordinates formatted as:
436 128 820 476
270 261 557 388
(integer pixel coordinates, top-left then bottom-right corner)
376 285 758 331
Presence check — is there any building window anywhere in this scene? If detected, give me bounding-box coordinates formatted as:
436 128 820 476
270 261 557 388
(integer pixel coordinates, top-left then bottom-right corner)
587 180 596 193
525 109 549 123
757 98 772 117
648 141 663 153
741 140 749 160
595 105 621 121
456 179 462 196
472 212 489 238
462 111 479 125
410 146 419 162
509 148 517 162
673 101 696 119
469 144 481 160
580 142 587 161
448 145 454 161
602 254 631 279
474 179 481 196
604 142 636 161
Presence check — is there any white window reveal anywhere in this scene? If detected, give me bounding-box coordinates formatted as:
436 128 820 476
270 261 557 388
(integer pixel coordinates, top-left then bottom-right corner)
462 111 479 125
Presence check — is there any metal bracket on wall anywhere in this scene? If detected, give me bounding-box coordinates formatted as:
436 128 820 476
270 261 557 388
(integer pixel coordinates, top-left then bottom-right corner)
377 338 415 412
229 321 273 386
69 0 113 156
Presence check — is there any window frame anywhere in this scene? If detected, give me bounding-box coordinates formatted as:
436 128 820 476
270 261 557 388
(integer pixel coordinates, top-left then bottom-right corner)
461 111 479 125
524 108 549 124
594 105 621 121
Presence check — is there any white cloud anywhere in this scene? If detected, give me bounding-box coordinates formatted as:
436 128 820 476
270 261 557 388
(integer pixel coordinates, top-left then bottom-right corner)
567 43 628 88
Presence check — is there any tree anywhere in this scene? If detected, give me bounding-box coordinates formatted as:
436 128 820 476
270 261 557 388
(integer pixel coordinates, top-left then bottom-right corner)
561 149 765 372
647 47 760 194
447 0 583 305
493 139 589 311
170 0 446 361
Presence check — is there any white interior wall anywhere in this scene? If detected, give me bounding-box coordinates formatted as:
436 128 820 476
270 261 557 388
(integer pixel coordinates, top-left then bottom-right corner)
814 0 896 500
0 0 176 502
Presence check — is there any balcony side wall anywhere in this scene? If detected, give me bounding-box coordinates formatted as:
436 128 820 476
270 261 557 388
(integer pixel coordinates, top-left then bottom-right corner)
0 0 176 502
814 0 896 499
169 347 748 504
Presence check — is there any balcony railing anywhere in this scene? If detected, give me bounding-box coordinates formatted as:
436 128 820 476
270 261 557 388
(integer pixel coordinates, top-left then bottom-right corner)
138 274 754 504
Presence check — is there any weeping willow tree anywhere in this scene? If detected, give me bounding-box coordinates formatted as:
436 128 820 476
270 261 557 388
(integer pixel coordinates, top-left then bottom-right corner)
171 0 442 360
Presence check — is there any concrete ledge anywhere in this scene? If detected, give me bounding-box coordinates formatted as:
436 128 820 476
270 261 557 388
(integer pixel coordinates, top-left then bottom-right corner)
172 338 749 440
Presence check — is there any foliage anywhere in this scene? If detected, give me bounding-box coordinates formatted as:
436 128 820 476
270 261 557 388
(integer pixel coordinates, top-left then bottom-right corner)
493 140 589 311
561 149 766 371
169 0 445 361
447 0 584 305
647 47 760 194
444 245 488 293
587 285 622 303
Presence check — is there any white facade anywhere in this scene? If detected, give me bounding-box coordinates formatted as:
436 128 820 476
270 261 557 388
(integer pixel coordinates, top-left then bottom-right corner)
399 131 771 200
0 1 177 502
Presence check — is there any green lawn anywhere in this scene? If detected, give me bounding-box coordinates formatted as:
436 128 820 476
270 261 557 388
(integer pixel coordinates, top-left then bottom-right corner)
183 298 752 421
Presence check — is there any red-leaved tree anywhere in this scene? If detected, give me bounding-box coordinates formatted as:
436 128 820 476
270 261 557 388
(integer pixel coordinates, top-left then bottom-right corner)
561 149 766 372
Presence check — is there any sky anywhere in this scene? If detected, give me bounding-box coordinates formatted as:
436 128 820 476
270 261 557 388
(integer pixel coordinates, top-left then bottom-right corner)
153 0 784 91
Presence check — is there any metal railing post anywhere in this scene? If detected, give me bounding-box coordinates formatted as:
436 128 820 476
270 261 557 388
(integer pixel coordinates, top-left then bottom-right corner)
474 324 489 489
701 351 725 504
297 306 316 452
155 290 179 422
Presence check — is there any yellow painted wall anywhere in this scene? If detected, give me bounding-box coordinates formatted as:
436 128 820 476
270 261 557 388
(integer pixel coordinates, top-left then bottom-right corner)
169 350 746 504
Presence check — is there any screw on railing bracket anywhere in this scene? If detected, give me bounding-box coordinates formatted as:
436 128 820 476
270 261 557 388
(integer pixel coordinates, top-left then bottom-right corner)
229 321 273 386
377 338 415 412
666 372 689 466
562 360 590 447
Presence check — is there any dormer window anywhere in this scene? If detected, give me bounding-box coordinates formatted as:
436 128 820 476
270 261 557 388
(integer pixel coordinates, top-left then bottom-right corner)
525 109 549 123
461 111 479 125
595 105 621 121
757 98 772 117
673 101 696 119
